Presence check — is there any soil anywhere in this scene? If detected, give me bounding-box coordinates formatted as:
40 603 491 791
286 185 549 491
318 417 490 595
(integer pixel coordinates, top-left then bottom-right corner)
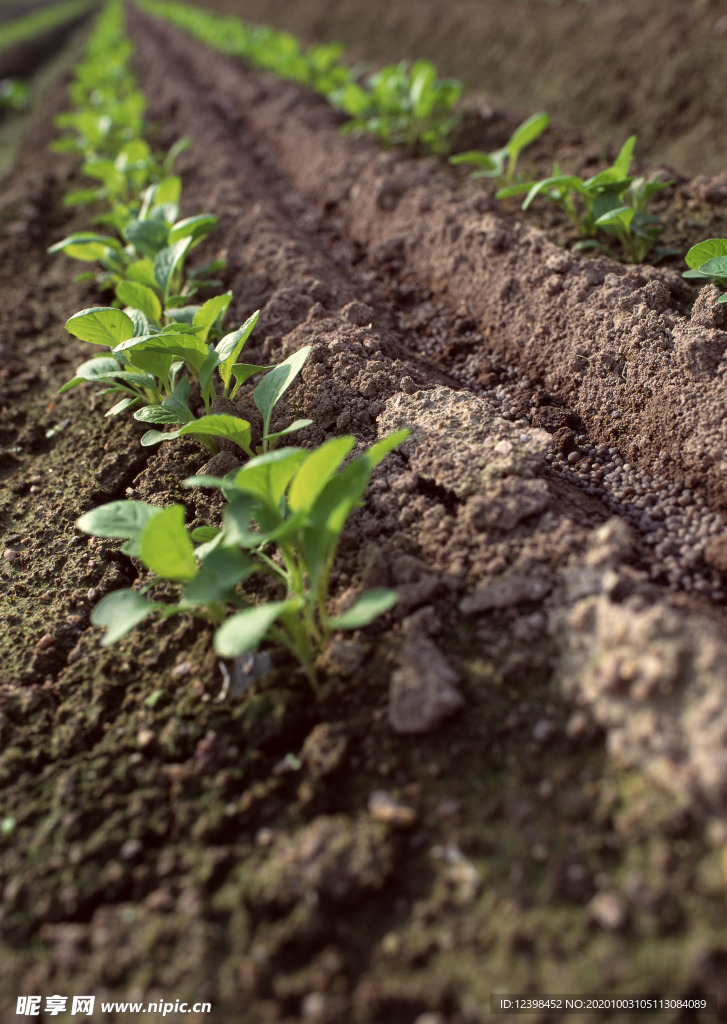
2 3 727 1023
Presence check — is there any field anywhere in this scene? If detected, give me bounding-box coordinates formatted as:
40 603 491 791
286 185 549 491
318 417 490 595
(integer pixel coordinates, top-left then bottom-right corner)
1 1 727 1022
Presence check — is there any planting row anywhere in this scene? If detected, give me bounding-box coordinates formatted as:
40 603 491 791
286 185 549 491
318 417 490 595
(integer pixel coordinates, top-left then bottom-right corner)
0 0 93 54
50 0 407 688
138 0 727 275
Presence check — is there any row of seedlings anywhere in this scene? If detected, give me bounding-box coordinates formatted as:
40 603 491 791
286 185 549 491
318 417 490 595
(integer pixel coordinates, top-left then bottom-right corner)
138 0 727 272
50 0 408 690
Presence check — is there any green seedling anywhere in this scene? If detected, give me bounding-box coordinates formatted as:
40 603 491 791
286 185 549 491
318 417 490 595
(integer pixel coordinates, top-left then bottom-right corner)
684 238 727 301
50 175 219 296
61 304 310 454
0 78 30 111
449 111 550 185
336 59 463 154
497 135 672 263
77 430 410 689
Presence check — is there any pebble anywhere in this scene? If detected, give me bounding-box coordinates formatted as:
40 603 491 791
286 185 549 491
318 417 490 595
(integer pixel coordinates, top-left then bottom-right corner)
368 790 418 826
588 890 629 931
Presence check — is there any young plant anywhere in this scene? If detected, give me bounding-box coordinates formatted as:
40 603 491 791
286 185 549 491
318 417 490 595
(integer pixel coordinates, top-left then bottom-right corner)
496 135 672 263
77 430 410 689
449 111 550 186
334 59 463 155
684 238 727 301
0 78 30 111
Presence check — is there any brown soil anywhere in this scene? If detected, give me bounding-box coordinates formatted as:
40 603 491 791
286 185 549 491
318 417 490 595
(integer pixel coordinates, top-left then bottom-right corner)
207 0 727 180
2 4 727 1023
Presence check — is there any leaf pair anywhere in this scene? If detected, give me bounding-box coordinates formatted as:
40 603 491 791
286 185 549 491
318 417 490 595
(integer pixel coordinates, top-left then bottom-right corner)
449 111 550 186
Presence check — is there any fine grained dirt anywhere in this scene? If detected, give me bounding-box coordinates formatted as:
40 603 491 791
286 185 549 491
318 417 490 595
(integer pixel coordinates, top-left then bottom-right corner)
2 4 727 1023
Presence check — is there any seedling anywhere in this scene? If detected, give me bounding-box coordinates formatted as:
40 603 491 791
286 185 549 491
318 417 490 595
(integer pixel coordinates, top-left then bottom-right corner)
684 238 727 301
336 59 463 154
0 78 30 111
61 303 310 453
497 136 672 263
77 430 410 689
449 111 550 185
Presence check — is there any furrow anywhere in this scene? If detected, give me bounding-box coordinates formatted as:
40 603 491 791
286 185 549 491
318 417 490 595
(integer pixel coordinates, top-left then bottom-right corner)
129 9 727 606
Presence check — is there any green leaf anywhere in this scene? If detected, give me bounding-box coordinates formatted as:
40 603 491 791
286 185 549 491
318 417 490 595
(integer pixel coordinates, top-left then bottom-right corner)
699 255 727 278
91 589 156 646
124 218 170 259
141 176 182 217
78 500 161 539
182 547 254 605
125 258 158 289
169 214 218 246
154 238 192 302
216 310 260 386
253 346 310 434
214 601 291 657
191 526 221 542
521 175 585 210
106 397 140 417
59 356 122 392
229 362 273 399
165 304 201 326
449 150 498 171
193 292 232 341
140 505 197 582
289 436 355 513
262 418 314 444
116 280 163 324
141 414 253 453
66 307 135 347
48 232 121 262
686 238 727 271
228 447 308 505
508 111 549 158
613 134 636 178
595 205 634 229
116 331 210 372
328 588 398 629
181 414 252 453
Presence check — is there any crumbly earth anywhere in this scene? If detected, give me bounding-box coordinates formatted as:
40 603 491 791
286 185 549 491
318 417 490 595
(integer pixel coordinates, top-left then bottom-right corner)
2 5 727 1023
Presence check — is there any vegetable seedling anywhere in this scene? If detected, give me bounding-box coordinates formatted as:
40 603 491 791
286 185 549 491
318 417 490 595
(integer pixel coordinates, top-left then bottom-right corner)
449 111 550 185
335 59 463 155
496 135 672 263
78 430 410 689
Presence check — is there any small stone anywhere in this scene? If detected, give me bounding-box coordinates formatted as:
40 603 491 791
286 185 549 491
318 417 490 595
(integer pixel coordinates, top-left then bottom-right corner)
532 719 556 744
566 710 590 740
136 729 155 748
3 549 17 562
588 890 629 931
389 637 464 734
120 838 142 861
368 790 417 827
301 992 327 1020
460 571 551 613
36 633 54 650
255 827 276 848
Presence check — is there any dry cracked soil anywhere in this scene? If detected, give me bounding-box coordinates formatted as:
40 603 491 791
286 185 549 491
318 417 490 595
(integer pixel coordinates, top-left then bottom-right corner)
2 2 727 1022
